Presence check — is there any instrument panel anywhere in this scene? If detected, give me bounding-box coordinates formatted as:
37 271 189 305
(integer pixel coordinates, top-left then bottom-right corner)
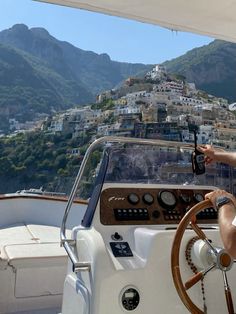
100 187 217 225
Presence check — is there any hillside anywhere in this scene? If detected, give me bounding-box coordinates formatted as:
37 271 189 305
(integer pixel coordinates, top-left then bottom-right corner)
0 24 152 132
164 40 236 102
2 25 236 134
0 131 84 194
0 43 92 127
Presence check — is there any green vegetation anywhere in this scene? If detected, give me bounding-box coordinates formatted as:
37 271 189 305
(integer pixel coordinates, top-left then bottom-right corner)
0 43 93 132
0 131 93 194
164 40 236 102
91 99 115 111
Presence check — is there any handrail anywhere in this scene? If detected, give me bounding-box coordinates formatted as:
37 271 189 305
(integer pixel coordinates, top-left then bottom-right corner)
60 136 195 271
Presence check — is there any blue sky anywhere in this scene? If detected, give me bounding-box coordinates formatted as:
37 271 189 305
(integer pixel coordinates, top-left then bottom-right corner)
1 0 213 64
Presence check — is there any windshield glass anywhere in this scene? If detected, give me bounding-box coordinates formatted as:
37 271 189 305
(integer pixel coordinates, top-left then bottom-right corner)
75 139 234 200
105 144 231 188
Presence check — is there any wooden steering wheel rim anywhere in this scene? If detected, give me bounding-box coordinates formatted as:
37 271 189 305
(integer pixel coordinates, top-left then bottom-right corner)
171 199 212 314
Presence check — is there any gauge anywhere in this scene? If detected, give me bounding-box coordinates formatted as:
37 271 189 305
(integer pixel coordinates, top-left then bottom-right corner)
143 193 154 205
128 193 140 205
158 190 177 210
194 193 204 203
180 193 191 204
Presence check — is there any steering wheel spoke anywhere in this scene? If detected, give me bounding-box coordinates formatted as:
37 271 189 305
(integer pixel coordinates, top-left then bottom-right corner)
222 271 235 314
190 219 218 255
190 217 207 240
185 264 215 290
185 271 203 290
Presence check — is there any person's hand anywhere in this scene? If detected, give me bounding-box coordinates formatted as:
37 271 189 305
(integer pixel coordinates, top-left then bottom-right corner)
198 145 224 165
205 189 236 209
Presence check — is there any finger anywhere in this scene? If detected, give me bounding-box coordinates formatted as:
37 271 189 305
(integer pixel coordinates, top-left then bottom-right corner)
197 146 206 152
204 192 212 199
205 158 213 165
204 190 220 199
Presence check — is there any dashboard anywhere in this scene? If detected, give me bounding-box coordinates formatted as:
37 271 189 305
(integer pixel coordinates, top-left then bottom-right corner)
100 186 217 225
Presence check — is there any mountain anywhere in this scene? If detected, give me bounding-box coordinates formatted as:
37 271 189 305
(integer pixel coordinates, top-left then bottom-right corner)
0 43 92 123
164 40 236 102
0 24 152 132
2 24 236 134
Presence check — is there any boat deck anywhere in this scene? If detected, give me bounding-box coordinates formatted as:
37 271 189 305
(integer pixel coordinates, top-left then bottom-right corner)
0 195 87 314
0 223 68 313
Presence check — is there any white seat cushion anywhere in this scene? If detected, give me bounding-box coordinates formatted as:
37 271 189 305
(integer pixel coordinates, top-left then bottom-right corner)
0 223 70 267
0 223 71 298
5 243 67 268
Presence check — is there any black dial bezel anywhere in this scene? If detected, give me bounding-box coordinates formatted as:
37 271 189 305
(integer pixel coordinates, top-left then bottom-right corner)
143 193 154 205
158 190 177 210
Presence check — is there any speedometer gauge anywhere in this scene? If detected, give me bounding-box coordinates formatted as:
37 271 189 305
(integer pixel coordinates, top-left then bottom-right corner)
158 190 177 210
194 193 204 203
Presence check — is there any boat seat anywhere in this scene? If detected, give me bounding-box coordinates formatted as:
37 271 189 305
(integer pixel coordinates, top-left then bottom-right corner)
0 223 70 298
0 223 69 264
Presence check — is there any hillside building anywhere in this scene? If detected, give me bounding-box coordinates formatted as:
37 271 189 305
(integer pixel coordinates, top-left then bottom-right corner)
134 121 181 141
145 64 166 80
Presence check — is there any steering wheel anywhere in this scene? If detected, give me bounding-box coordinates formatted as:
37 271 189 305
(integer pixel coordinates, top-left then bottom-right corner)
171 199 235 314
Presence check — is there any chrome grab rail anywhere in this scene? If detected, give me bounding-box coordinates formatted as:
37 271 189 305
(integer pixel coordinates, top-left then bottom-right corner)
60 136 195 272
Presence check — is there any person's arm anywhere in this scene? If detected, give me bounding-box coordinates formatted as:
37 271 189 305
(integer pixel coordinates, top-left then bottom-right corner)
205 190 236 258
218 202 236 258
198 145 236 166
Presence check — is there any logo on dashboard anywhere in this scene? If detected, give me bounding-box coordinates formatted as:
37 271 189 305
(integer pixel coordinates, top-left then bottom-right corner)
108 196 125 202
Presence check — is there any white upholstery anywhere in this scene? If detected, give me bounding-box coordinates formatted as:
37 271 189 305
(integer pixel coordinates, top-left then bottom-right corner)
5 243 66 267
0 223 70 264
0 223 70 298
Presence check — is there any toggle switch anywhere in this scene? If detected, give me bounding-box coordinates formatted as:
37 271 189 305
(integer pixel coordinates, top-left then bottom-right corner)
111 232 123 241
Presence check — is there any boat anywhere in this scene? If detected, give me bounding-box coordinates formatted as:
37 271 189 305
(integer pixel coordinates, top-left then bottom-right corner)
14 187 66 197
59 136 236 314
1 0 236 313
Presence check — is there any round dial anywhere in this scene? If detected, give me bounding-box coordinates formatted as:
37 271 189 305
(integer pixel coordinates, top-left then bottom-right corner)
143 193 154 205
194 193 204 203
128 193 140 205
180 193 191 204
158 190 177 210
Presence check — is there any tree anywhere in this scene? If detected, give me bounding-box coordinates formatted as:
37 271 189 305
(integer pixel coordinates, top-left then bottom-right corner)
0 157 14 175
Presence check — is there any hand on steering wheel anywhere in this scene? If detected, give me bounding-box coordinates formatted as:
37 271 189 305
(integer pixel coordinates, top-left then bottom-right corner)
171 200 235 314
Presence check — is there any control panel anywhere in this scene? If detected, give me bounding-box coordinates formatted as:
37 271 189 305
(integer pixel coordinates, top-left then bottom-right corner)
114 208 150 221
120 287 140 311
100 187 217 225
